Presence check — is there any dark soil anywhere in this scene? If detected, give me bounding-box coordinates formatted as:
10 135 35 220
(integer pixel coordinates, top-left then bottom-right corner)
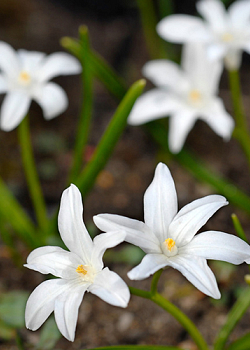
1 1 250 349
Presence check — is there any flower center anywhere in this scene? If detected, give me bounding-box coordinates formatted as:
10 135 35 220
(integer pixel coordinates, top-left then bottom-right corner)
188 89 203 107
76 264 96 283
221 32 234 43
161 238 178 257
18 70 31 86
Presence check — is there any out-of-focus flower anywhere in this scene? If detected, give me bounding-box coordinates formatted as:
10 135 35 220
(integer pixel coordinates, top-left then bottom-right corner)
25 184 130 342
128 44 234 153
157 0 250 70
0 41 81 131
94 163 250 299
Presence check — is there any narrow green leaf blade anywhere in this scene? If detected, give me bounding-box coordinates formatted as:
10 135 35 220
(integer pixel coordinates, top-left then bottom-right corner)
76 79 146 198
227 332 250 350
87 346 182 350
0 291 28 328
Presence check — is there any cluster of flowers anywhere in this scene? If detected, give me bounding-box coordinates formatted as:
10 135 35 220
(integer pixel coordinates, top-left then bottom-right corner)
2 0 250 344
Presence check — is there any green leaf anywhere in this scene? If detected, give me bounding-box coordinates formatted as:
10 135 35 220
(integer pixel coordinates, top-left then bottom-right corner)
36 317 61 350
214 287 250 350
0 319 16 340
0 291 28 328
76 79 146 198
227 332 250 350
87 346 182 350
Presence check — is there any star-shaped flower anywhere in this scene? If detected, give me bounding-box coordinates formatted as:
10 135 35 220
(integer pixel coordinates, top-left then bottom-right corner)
157 0 250 70
128 44 234 153
0 41 81 131
25 184 130 342
94 163 250 299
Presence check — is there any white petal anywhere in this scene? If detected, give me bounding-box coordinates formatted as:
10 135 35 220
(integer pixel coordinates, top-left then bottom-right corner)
202 98 234 140
206 43 227 61
92 231 126 270
127 253 168 280
89 267 130 308
34 82 68 119
169 255 221 299
180 231 250 264
197 0 227 31
228 0 250 29
25 246 82 279
144 162 178 242
58 184 93 262
142 60 189 93
0 92 31 131
93 214 160 254
168 110 197 153
169 195 228 246
17 50 45 73
54 283 86 342
37 52 81 83
157 15 211 44
25 279 71 331
224 49 242 71
0 41 20 78
182 43 223 96
128 89 179 125
0 74 8 93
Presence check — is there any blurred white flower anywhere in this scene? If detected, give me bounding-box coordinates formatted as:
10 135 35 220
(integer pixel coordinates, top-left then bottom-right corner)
94 163 250 299
25 184 130 342
157 0 250 70
128 44 234 153
0 41 81 131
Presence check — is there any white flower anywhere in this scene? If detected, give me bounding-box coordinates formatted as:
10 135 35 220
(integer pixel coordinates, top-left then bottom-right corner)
25 184 130 342
0 41 81 131
94 163 250 299
157 0 250 70
128 43 234 153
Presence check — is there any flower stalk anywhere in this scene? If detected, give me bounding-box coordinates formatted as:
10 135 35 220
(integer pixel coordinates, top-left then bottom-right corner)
18 115 48 234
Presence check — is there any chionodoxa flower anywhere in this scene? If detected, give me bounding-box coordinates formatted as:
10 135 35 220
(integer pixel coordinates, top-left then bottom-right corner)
25 184 130 341
94 163 250 299
0 41 82 131
157 0 250 70
128 44 234 153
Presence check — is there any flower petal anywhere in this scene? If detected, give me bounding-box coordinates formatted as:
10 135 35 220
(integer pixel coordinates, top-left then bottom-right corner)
228 0 250 29
169 255 221 299
89 267 130 308
0 74 8 93
0 92 30 131
34 82 68 119
25 246 82 279
54 283 86 342
37 52 81 83
93 214 160 254
197 0 227 32
17 50 45 73
128 89 179 125
127 253 168 280
58 184 93 262
201 98 234 140
92 231 126 270
169 195 228 246
0 41 20 78
157 15 211 44
25 279 71 332
142 60 189 93
180 231 250 264
144 162 178 242
168 110 197 153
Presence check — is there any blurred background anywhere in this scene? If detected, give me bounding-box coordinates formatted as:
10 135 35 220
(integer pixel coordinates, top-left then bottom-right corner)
0 1 250 349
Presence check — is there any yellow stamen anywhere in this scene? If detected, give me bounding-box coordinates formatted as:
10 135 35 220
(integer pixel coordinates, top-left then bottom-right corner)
18 71 31 84
76 265 88 275
164 238 176 252
189 89 201 102
222 33 234 42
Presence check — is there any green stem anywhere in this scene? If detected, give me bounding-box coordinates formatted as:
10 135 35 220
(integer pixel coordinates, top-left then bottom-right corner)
151 268 163 295
231 213 248 242
18 115 48 234
228 69 250 167
129 286 209 350
214 287 250 350
69 26 93 182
